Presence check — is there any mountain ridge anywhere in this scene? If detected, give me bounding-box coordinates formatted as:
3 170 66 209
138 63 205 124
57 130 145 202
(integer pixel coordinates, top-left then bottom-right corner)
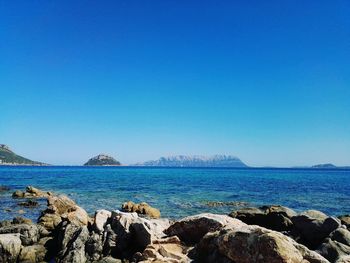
135 154 247 167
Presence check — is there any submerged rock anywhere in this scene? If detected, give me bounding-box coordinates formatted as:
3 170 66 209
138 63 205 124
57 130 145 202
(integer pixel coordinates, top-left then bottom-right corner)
205 201 249 207
0 185 10 192
122 201 161 219
18 199 39 207
12 186 52 199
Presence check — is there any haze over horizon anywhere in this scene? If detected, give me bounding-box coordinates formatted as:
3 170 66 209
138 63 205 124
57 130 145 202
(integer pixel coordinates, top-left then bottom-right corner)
1 1 349 166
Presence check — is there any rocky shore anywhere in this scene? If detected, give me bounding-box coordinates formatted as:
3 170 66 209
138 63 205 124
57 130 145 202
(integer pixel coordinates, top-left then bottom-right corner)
0 186 349 263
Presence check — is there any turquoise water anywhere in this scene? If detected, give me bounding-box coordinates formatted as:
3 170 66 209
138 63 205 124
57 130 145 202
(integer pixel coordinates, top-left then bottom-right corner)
0 166 349 221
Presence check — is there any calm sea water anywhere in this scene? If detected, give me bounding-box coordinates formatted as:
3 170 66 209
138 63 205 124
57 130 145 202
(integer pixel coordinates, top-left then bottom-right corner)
0 166 349 221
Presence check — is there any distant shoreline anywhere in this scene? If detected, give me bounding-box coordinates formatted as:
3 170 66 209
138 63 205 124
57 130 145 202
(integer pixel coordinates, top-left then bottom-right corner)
1 164 349 170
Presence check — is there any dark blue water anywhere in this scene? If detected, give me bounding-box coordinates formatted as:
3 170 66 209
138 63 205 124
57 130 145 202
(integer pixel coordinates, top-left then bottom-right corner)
0 166 349 221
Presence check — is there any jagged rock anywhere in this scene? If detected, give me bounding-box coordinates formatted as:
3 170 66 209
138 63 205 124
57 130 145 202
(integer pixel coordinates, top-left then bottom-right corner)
137 236 189 263
93 209 112 233
12 186 52 199
122 201 161 219
0 233 22 263
165 213 245 244
109 210 170 257
38 213 61 231
56 221 90 263
317 239 350 262
18 244 47 263
330 228 350 246
194 224 329 263
292 210 341 248
38 195 89 231
0 223 39 245
85 232 103 261
131 217 170 248
229 205 297 232
338 215 350 229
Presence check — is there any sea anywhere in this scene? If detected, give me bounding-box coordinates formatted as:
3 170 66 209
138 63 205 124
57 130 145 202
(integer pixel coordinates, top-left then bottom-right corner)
0 166 349 221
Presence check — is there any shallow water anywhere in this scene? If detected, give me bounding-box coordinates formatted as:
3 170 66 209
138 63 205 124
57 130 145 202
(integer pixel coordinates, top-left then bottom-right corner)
0 166 349 221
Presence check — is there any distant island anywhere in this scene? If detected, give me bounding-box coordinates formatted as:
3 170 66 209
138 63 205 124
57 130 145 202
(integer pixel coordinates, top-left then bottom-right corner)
0 144 45 166
136 155 247 167
312 163 337 169
84 154 121 166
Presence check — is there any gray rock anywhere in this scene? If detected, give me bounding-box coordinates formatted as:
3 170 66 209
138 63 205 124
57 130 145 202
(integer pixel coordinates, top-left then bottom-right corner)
229 205 297 232
195 224 329 263
0 233 22 263
0 223 39 245
108 210 170 257
292 210 341 248
317 239 350 263
18 244 47 263
56 221 90 263
85 232 103 261
330 228 350 246
165 213 245 244
93 209 111 233
338 215 350 229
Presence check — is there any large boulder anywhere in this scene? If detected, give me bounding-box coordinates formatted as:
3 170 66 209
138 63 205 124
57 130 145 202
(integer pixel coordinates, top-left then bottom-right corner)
122 201 161 219
292 210 341 248
38 195 89 231
0 233 22 263
165 213 245 244
109 210 170 257
194 224 330 263
229 205 297 232
0 224 39 245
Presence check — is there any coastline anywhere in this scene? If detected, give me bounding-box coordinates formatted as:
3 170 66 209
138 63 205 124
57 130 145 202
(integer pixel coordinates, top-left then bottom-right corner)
0 186 349 262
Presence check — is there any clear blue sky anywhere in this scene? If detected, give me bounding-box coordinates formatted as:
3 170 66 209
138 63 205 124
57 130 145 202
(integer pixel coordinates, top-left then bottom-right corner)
1 1 349 166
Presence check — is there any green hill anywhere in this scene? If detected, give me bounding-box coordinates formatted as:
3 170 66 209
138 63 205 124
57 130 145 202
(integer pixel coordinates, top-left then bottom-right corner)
0 144 44 165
